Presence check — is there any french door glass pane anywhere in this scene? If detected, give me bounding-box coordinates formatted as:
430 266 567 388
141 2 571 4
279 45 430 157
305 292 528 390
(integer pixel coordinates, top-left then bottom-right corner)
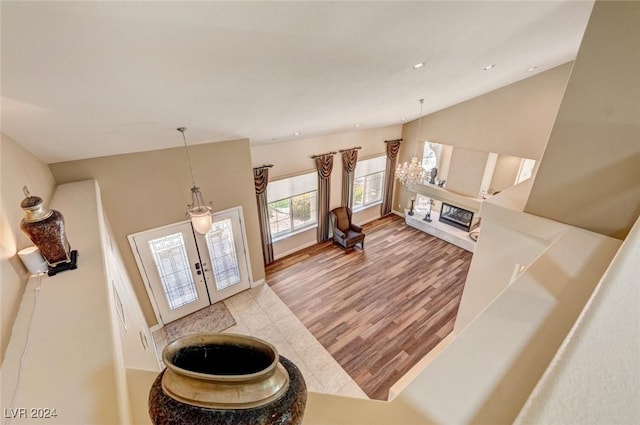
148 233 198 310
205 219 241 291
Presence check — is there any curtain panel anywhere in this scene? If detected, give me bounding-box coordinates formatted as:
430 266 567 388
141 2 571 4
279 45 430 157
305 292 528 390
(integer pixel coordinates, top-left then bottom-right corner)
381 139 402 216
340 147 360 208
253 165 274 265
312 152 336 242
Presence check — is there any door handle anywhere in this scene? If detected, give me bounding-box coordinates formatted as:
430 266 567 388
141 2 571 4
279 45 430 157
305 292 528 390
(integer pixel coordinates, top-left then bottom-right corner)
195 262 202 275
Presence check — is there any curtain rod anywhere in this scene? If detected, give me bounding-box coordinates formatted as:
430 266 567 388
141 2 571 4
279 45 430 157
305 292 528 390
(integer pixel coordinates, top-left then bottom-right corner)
310 151 337 159
384 138 403 143
338 146 362 153
253 164 274 170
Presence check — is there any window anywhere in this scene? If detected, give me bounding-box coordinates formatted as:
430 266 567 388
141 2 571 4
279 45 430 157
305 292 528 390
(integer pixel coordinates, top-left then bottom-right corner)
421 141 441 184
353 156 386 210
267 172 318 239
516 158 536 184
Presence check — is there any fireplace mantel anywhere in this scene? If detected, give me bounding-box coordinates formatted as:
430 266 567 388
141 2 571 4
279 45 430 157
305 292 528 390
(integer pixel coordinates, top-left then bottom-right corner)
404 210 476 252
409 183 482 213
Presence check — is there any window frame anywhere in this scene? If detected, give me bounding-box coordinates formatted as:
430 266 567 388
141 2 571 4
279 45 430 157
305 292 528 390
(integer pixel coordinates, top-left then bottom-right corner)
352 170 385 211
267 189 318 241
352 155 387 212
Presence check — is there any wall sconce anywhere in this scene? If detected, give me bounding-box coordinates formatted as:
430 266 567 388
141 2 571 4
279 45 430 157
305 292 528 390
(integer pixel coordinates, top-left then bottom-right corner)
17 246 48 275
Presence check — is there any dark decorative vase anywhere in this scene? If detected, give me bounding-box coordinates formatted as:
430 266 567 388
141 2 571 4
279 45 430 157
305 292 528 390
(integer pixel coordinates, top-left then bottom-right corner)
149 333 307 425
20 190 77 275
429 167 438 184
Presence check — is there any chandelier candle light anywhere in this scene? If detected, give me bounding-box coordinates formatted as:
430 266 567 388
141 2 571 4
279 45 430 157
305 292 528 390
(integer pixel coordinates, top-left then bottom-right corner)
177 127 214 234
395 98 428 187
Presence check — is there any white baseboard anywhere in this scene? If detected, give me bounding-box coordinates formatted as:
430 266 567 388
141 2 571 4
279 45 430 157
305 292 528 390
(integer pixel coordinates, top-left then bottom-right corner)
251 278 266 288
391 209 405 217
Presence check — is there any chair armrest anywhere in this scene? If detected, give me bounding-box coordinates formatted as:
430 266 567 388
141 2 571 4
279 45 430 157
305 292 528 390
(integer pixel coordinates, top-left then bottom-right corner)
350 223 363 233
333 228 347 239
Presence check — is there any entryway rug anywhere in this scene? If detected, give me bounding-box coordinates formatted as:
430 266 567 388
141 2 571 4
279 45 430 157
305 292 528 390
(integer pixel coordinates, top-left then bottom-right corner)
164 302 236 343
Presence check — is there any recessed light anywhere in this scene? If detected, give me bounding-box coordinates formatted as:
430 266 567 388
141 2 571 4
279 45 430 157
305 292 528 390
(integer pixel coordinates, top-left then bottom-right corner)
413 61 426 70
401 118 406 122
354 124 360 128
527 66 538 72
293 132 300 136
483 64 495 71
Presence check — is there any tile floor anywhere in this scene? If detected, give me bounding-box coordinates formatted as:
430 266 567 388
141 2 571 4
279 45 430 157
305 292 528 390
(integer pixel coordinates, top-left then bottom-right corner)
152 283 368 399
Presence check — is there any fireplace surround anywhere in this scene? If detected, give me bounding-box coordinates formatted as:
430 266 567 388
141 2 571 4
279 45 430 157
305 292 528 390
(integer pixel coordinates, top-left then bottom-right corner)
439 202 475 232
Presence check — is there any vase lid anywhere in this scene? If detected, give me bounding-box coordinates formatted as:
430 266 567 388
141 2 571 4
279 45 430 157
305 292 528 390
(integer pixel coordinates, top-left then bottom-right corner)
20 195 44 210
20 188 53 222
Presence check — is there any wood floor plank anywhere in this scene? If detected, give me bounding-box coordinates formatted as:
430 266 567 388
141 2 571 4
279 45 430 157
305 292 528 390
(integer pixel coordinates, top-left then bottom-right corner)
267 214 473 400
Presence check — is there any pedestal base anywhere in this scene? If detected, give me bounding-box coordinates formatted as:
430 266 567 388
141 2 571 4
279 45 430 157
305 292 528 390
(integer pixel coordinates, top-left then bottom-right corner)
405 212 476 252
48 250 78 276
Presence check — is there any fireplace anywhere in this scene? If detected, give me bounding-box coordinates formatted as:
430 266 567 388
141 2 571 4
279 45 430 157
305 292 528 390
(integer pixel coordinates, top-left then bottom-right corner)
439 202 475 232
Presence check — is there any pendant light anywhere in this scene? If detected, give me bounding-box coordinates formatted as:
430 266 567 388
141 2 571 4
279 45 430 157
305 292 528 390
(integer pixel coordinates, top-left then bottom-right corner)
395 98 427 186
177 127 213 234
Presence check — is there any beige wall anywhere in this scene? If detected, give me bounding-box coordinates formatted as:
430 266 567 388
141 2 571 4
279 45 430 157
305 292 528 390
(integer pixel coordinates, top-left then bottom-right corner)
491 154 523 193
446 148 490 197
0 134 56 362
396 63 573 214
251 125 402 258
515 215 640 425
525 0 640 240
50 139 263 326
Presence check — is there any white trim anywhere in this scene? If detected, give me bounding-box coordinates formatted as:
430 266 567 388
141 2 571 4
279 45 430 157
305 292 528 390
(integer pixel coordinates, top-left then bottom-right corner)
352 200 383 214
149 323 163 333
251 278 266 288
127 233 165 327
218 205 255 294
271 223 318 243
148 325 164 370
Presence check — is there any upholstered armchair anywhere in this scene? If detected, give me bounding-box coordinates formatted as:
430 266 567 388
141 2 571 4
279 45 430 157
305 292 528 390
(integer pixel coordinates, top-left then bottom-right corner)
329 206 365 251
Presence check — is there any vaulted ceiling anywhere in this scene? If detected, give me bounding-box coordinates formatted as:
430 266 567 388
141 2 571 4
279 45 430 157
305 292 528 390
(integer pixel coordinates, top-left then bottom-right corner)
1 1 594 163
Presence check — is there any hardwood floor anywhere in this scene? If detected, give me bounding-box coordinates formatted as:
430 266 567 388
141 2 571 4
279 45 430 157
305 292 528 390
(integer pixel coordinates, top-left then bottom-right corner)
266 214 473 400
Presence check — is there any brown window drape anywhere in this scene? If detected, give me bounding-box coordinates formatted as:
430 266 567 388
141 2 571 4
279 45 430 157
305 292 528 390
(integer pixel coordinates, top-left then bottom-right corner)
381 139 402 216
340 147 360 208
253 165 274 265
312 152 336 243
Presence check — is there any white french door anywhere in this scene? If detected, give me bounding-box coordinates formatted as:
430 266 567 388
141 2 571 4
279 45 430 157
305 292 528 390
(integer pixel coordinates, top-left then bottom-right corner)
195 208 251 303
129 207 251 324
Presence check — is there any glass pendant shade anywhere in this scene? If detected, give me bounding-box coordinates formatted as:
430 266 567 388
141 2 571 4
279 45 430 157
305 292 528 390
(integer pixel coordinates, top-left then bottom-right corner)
178 127 214 235
188 186 213 234
189 209 213 234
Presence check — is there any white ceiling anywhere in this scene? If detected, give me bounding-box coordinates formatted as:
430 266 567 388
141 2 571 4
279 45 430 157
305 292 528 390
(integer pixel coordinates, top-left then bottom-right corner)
1 1 594 164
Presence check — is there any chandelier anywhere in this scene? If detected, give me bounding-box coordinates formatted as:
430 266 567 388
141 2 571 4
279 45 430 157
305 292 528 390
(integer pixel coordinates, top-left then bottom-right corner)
177 127 213 234
395 98 427 187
